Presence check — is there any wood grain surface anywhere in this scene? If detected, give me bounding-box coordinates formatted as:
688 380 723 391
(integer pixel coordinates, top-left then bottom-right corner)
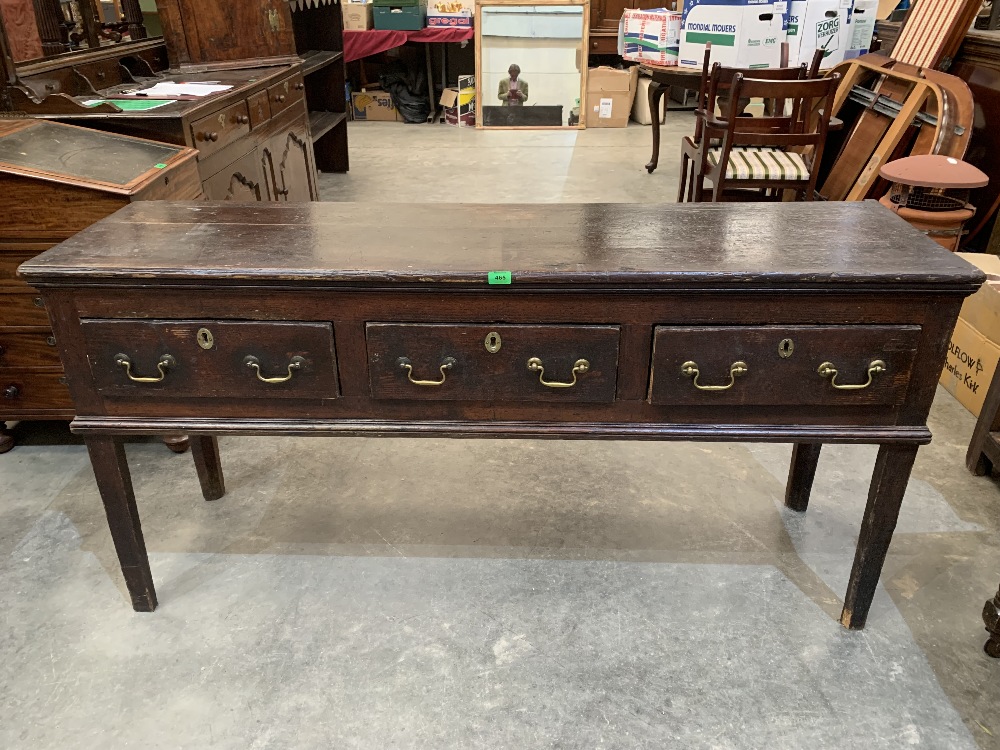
19 202 984 290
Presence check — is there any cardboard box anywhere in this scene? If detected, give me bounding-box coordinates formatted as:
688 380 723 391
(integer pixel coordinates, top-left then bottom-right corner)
679 0 786 70
631 76 656 124
788 0 851 68
845 0 878 59
427 0 472 26
939 253 1000 417
351 90 401 121
440 79 476 125
343 2 374 30
619 9 682 66
586 66 639 128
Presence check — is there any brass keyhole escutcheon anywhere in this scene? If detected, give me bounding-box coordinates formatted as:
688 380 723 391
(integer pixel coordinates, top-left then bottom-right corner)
779 338 794 358
485 331 502 354
197 328 215 350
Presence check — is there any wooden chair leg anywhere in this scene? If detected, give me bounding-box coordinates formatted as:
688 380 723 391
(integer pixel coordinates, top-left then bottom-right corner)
967 357 1000 475
678 154 689 202
0 421 13 454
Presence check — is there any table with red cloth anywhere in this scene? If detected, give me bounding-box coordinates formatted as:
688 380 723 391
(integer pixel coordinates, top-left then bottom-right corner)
343 27 474 64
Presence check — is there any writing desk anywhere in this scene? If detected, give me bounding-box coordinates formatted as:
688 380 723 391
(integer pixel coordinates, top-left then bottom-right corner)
19 201 983 629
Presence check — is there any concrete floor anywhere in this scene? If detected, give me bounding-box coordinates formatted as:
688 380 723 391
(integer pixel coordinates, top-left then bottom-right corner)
2 120 1000 749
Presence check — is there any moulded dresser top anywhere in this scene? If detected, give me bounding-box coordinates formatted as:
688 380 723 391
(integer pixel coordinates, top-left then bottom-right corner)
18 200 985 291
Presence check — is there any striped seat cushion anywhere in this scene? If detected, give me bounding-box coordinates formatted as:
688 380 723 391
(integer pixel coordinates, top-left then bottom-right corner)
706 147 809 182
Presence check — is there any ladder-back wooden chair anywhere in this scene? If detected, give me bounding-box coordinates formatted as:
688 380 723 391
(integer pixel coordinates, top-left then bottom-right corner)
689 72 841 202
677 49 825 203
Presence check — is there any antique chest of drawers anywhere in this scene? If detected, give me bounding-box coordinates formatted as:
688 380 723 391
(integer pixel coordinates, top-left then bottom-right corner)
0 119 201 453
18 201 984 631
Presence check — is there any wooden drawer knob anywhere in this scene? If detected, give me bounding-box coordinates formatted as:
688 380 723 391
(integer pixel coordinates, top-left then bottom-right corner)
3 385 19 399
236 115 249 124
294 82 304 90
33 297 44 308
199 131 219 142
274 94 286 103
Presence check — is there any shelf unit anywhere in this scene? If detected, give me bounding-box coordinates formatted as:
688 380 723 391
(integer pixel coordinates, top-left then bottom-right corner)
291 1 350 173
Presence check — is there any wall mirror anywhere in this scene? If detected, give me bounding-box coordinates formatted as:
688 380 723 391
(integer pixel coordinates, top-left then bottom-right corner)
475 0 588 129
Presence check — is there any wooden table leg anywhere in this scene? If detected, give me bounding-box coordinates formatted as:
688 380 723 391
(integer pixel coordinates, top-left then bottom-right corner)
840 443 918 629
645 81 668 174
985 584 1000 657
190 436 226 501
966 359 1000 476
785 442 822 512
0 421 13 454
85 436 157 612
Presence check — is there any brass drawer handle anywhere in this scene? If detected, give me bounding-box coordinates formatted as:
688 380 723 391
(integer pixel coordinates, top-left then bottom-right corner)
244 355 305 384
681 360 748 391
398 356 456 386
818 359 886 390
116 353 175 383
526 357 589 388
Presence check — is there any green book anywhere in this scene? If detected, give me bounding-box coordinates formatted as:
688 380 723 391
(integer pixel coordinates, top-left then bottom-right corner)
83 99 172 111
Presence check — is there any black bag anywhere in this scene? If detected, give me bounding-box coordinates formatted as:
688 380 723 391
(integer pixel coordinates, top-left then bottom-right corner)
379 62 430 124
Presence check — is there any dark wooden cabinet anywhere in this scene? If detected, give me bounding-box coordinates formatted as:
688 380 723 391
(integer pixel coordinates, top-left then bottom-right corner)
18 200 983 629
203 151 267 201
0 119 201 452
155 0 350 174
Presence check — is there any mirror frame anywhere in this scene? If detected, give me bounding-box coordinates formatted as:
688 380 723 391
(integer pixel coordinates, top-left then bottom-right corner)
474 0 590 130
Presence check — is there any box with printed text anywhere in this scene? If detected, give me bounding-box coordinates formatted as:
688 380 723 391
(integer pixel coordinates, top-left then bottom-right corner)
679 0 786 70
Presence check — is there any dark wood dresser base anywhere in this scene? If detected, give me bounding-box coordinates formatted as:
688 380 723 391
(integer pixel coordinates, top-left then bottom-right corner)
18 201 984 631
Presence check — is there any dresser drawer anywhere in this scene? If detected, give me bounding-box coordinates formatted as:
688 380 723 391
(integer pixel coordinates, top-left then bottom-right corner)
267 74 305 117
649 325 921 407
0 292 51 326
247 89 272 128
367 323 620 402
80 320 339 400
0 327 61 367
190 101 252 158
0 369 72 411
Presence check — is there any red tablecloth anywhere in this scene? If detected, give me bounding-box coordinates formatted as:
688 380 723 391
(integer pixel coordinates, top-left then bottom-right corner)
343 27 474 63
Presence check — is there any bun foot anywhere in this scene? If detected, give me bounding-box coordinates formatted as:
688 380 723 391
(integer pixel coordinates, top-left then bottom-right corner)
0 423 13 454
986 637 1000 658
163 435 190 454
645 162 656 174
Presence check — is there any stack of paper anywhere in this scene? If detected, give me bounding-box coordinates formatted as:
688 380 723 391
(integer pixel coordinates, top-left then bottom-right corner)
132 82 234 97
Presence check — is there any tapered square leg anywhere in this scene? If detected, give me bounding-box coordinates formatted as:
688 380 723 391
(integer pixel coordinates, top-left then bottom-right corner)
840 443 918 629
190 436 225 501
85 436 157 612
785 443 822 512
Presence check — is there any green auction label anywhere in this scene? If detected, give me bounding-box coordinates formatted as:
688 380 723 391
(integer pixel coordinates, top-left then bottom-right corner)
488 271 512 285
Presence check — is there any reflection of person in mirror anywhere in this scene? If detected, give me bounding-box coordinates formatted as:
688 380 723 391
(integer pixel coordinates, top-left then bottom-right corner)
499 64 528 106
